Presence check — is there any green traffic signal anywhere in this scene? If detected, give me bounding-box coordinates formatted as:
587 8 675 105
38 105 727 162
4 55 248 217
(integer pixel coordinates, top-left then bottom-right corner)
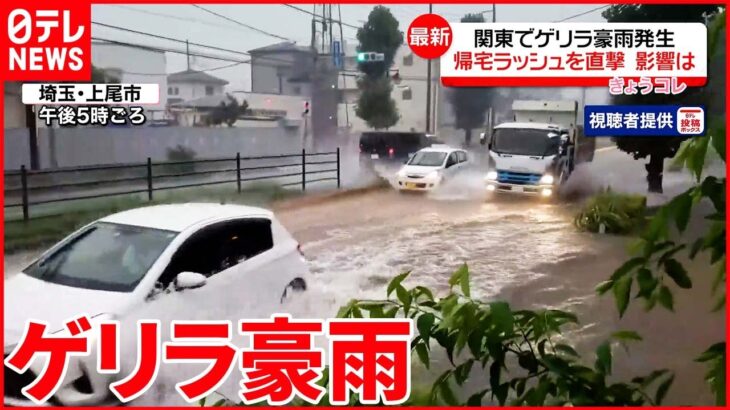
357 52 367 62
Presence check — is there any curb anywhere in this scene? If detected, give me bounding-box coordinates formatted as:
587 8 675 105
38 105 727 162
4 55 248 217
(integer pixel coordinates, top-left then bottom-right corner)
272 182 390 210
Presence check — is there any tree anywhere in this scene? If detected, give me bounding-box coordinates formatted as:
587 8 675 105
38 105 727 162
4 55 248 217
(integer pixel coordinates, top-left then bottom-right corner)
448 13 494 146
355 76 399 130
603 4 719 193
356 6 403 79
355 6 402 129
207 94 249 127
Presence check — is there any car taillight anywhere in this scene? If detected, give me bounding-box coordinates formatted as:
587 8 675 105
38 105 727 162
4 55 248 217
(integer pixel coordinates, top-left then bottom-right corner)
388 147 395 157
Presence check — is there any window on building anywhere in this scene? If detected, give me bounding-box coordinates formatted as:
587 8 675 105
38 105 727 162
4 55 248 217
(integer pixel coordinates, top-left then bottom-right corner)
205 85 214 96
402 88 412 100
168 87 173 95
403 54 414 66
292 86 301 95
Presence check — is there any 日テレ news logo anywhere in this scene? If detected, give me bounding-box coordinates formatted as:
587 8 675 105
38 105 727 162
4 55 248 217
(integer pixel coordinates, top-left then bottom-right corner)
2 2 91 81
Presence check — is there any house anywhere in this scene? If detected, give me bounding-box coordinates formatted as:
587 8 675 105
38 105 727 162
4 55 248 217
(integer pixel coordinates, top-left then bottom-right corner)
91 41 168 121
169 92 307 130
249 42 315 96
167 70 229 107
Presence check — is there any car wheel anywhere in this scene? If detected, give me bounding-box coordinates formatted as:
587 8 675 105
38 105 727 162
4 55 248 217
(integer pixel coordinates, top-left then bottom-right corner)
280 277 307 303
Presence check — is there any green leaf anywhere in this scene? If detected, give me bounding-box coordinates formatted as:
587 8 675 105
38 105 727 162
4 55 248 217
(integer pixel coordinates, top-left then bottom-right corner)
696 342 725 362
655 374 675 405
437 378 458 406
632 369 670 388
466 389 489 406
595 280 614 295
672 193 693 232
416 313 435 344
663 258 692 289
613 274 633 317
415 342 430 369
489 302 513 334
395 285 411 315
658 285 674 312
414 286 434 301
611 257 646 281
554 343 580 358
384 306 399 318
636 268 657 298
212 399 226 407
595 342 612 375
387 271 410 297
460 267 471 297
448 263 468 291
611 330 643 342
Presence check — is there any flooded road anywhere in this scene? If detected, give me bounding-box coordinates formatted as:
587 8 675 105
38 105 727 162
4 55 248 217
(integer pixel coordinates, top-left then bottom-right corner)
3 147 723 405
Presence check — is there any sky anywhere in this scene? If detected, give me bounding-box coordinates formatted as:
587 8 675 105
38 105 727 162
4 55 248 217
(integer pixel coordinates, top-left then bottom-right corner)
91 4 610 92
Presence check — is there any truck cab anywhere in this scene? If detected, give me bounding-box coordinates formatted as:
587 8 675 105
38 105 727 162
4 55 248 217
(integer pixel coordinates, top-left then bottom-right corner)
484 122 569 197
482 100 594 198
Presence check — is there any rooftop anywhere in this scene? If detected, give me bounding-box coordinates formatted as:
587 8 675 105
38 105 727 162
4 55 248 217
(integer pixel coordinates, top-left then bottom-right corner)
169 94 233 109
249 41 314 54
494 122 564 130
101 203 273 232
167 69 229 85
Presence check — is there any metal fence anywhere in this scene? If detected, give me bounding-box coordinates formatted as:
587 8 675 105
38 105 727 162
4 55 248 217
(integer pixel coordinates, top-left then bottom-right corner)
5 148 341 221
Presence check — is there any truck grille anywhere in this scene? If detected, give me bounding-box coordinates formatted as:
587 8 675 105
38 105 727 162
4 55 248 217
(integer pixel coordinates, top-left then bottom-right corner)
497 170 541 185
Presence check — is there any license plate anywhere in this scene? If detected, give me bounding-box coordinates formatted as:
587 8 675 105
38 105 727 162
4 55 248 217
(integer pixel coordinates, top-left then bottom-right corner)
371 154 379 159
405 182 417 189
512 186 524 193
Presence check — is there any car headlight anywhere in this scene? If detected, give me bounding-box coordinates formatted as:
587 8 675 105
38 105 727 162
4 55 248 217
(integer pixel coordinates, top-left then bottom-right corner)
540 174 554 184
486 171 498 181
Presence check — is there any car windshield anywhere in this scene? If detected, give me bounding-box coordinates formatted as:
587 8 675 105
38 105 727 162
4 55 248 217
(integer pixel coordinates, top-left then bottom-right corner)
492 128 560 156
24 222 177 292
408 151 447 167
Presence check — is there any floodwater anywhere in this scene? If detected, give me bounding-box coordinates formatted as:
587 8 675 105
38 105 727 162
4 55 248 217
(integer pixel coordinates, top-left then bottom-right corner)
3 149 724 405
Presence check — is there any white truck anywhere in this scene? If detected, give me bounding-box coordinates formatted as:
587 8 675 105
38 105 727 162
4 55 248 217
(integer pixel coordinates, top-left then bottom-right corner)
481 100 595 198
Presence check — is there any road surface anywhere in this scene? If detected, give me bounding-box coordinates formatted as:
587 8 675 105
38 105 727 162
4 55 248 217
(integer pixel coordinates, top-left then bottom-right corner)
3 145 723 405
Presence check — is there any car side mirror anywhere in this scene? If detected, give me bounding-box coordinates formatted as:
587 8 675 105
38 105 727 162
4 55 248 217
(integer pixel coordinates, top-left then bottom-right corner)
174 271 207 290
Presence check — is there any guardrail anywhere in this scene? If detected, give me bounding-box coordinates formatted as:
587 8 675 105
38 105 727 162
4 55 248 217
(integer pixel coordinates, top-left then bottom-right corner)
4 148 341 221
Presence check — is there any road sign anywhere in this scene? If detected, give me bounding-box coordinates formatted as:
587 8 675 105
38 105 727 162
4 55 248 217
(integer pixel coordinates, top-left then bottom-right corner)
332 41 342 69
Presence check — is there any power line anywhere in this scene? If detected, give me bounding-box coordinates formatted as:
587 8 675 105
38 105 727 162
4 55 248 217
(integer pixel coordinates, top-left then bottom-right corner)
191 4 292 42
107 5 239 30
282 4 360 30
92 21 296 67
554 5 609 22
93 37 251 64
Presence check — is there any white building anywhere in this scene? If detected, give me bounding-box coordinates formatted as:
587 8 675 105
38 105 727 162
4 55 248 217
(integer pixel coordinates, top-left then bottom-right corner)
337 43 440 133
91 42 168 121
167 69 228 106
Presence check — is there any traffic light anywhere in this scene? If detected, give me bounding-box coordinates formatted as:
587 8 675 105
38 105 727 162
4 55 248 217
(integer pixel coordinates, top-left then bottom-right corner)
357 52 385 63
303 101 309 115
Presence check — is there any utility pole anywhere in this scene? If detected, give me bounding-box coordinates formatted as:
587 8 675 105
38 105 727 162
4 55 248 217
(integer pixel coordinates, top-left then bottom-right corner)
425 3 432 133
492 4 496 22
25 105 39 170
337 4 349 127
186 39 190 70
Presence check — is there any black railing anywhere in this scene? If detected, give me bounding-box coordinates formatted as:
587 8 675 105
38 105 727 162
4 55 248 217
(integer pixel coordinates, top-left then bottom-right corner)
5 148 341 221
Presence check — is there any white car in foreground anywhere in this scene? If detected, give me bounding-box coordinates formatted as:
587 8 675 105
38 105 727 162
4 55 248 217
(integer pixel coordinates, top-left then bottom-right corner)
395 145 470 191
4 203 309 406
